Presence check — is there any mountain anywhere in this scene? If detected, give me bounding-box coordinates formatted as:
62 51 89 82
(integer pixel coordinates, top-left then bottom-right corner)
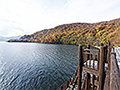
8 18 120 47
0 35 21 41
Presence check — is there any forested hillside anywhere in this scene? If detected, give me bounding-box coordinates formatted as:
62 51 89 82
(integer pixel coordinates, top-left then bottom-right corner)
8 18 120 47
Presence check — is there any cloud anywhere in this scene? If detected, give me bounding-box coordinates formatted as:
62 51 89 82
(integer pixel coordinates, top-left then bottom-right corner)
0 0 120 37
0 20 25 37
56 0 120 23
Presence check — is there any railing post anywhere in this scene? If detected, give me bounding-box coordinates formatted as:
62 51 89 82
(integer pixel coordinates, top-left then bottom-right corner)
107 44 111 90
87 44 90 59
59 85 63 90
98 45 105 90
77 45 83 90
104 45 108 62
107 44 111 71
85 44 91 90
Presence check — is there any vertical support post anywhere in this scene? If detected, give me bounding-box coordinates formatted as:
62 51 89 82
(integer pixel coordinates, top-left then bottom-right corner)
107 44 111 71
107 42 111 90
92 75 95 90
66 80 69 88
77 45 83 90
97 50 100 70
104 45 108 63
85 44 91 90
85 73 91 90
87 44 90 60
98 45 105 90
59 85 63 90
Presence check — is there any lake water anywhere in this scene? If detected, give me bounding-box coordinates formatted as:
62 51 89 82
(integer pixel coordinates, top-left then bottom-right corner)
0 42 78 90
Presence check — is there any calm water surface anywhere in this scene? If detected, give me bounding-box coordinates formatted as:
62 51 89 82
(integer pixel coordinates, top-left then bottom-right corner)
0 42 78 90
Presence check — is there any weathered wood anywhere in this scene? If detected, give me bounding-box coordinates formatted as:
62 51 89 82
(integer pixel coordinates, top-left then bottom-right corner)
84 52 98 56
82 76 99 86
57 43 120 90
85 44 91 90
59 85 63 90
87 44 90 60
97 51 100 70
89 54 91 68
83 66 99 76
72 73 77 85
85 73 90 90
93 55 95 69
64 80 70 89
81 73 87 90
110 53 120 90
66 80 69 88
98 46 105 90
77 45 84 90
107 46 111 71
104 45 108 63
72 76 78 89
105 45 111 90
92 75 95 90
103 70 110 90
84 49 99 52
85 54 88 66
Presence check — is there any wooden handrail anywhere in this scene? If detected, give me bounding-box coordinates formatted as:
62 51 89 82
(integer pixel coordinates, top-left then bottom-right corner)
57 43 120 90
84 49 99 52
110 52 120 90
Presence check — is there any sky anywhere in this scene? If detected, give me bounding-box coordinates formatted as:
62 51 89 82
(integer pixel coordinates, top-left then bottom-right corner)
0 0 120 37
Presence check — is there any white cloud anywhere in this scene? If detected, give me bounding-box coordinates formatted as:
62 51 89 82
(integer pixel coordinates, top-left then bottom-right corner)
0 0 120 37
56 0 120 23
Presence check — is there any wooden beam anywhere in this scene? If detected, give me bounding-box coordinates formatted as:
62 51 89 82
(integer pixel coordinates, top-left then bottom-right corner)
77 45 83 90
84 49 99 52
84 52 98 56
83 66 99 76
98 46 105 90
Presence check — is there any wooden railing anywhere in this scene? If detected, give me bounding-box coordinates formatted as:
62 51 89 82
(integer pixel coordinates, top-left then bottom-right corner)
57 43 120 90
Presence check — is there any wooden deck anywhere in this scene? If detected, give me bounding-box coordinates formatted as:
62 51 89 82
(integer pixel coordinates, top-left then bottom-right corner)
58 43 120 90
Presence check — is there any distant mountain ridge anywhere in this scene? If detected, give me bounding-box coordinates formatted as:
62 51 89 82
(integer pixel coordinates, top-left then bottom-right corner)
0 35 21 41
8 18 120 46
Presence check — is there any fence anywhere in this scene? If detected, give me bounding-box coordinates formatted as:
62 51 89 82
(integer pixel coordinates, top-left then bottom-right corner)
58 43 120 90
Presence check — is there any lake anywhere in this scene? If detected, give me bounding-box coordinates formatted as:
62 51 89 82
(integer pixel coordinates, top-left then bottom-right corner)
0 42 78 90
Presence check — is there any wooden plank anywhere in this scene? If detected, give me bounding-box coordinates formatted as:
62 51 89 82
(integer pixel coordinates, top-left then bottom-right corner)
72 76 78 89
82 77 99 86
84 52 98 56
81 74 87 90
110 53 120 90
84 49 99 52
83 66 99 76
103 70 110 90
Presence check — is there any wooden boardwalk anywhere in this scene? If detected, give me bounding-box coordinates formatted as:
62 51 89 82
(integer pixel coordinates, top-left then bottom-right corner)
58 43 120 90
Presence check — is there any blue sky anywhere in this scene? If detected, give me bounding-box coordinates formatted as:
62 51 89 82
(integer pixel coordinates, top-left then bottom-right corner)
0 0 120 37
